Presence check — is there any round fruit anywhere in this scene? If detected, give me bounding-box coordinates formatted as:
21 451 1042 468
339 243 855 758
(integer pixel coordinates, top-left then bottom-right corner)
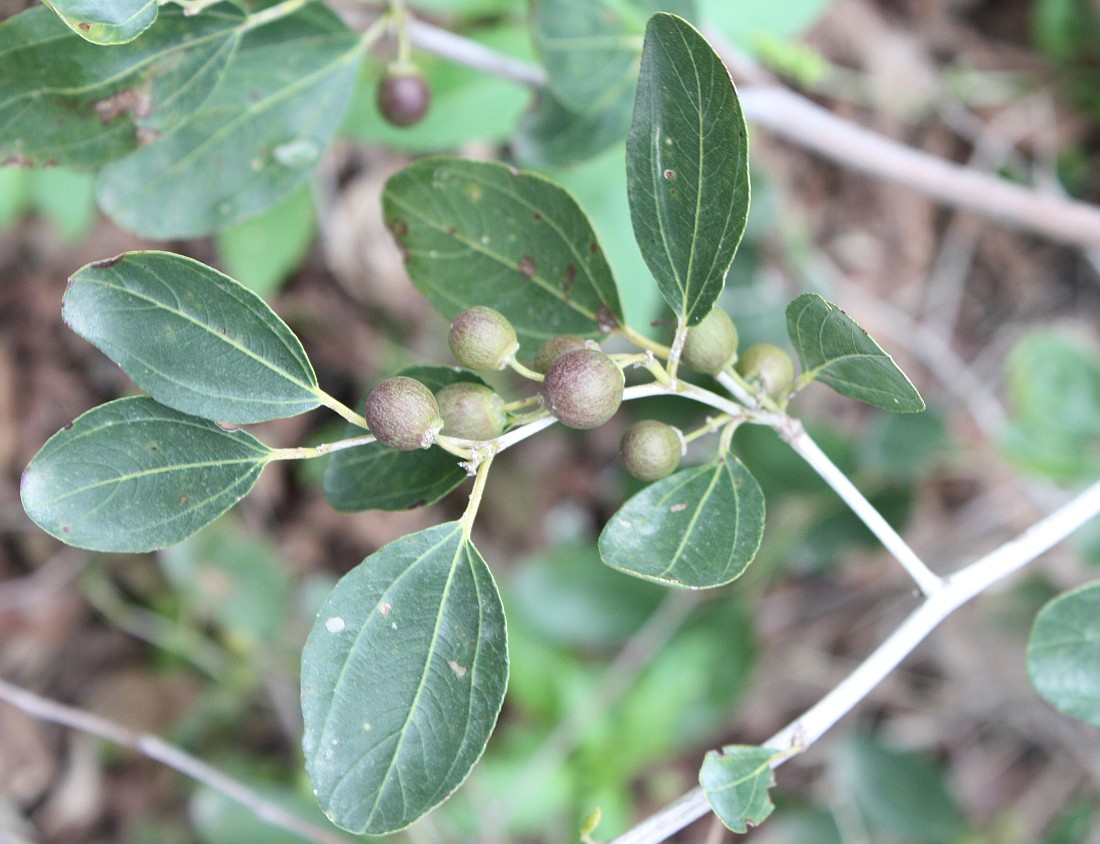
449 306 520 372
737 343 795 399
364 376 442 450
620 420 684 481
377 66 431 127
534 334 588 373
435 382 507 441
541 348 624 430
681 308 738 375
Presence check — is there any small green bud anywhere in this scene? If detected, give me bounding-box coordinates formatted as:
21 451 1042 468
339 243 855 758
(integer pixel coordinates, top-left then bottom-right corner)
364 376 442 451
377 65 431 127
449 306 520 372
533 334 588 373
681 308 738 375
737 343 795 399
541 348 624 430
435 382 507 441
620 420 684 481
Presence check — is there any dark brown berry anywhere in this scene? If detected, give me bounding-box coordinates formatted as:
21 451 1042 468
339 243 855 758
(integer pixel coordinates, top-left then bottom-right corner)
377 68 431 128
541 348 624 430
448 306 519 372
364 376 442 450
681 308 738 375
620 420 684 481
435 382 507 441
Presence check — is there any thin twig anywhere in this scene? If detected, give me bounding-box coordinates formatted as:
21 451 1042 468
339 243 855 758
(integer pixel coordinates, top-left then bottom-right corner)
610 477 1100 844
403 16 1100 247
0 678 354 844
782 420 944 595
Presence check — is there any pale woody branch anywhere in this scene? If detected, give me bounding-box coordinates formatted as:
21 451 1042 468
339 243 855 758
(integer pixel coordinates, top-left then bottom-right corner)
404 17 1100 247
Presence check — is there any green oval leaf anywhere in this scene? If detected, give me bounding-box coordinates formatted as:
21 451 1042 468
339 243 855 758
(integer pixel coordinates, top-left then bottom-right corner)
323 366 484 512
301 523 508 834
599 454 765 588
44 0 157 44
382 157 624 349
63 252 321 424
512 88 634 169
1028 580 1100 729
96 5 360 239
700 745 782 833
626 12 750 326
0 5 244 168
20 397 272 553
786 293 925 412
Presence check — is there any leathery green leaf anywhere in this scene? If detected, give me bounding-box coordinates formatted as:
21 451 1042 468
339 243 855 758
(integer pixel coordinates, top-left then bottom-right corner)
20 397 272 553
626 13 750 325
43 0 157 44
1028 580 1100 730
96 4 360 239
383 157 624 350
63 252 321 424
301 523 508 834
786 293 925 412
599 454 765 588
0 5 244 168
323 366 485 512
700 745 783 833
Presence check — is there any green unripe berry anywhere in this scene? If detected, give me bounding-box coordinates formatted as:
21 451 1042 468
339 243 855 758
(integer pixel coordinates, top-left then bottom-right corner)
541 348 624 430
620 420 684 481
681 308 738 375
449 306 520 372
737 343 795 399
534 334 588 373
377 66 432 127
435 382 507 441
364 376 442 451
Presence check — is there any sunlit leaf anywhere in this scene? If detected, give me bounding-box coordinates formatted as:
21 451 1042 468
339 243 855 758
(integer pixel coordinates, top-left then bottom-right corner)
786 293 925 412
700 745 782 833
20 397 272 553
96 5 360 238
323 367 483 512
44 0 157 44
599 454 765 588
1028 581 1100 730
383 157 624 349
301 523 507 834
64 252 321 424
0 5 244 168
626 13 750 325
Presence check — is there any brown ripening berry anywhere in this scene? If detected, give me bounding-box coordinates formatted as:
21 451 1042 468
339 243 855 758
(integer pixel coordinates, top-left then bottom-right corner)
364 376 442 451
533 334 588 373
435 382 507 441
541 348 624 430
620 420 684 481
377 68 431 127
449 306 520 372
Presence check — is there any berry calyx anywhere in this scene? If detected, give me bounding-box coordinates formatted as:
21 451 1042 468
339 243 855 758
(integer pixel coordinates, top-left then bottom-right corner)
737 343 795 399
364 376 442 451
541 348 624 430
377 65 431 128
435 382 507 441
534 334 588 373
620 420 684 481
449 306 520 372
681 308 738 375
